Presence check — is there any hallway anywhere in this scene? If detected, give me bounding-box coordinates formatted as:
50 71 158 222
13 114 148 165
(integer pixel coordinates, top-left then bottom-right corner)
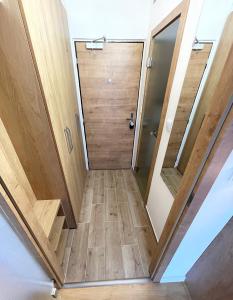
64 170 157 282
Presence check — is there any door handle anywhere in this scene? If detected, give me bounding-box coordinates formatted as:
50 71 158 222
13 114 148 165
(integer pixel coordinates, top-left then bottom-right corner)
126 113 135 130
150 129 158 138
64 127 73 153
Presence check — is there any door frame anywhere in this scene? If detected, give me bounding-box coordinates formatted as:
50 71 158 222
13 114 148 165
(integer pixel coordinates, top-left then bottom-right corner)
73 39 145 170
152 103 233 281
149 12 233 279
135 0 190 201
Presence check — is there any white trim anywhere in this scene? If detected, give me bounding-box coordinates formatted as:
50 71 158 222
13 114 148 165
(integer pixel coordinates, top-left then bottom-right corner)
146 205 159 242
72 38 146 169
69 38 89 169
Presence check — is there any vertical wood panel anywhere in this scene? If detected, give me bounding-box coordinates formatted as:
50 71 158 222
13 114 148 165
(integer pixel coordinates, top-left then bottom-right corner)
163 44 212 168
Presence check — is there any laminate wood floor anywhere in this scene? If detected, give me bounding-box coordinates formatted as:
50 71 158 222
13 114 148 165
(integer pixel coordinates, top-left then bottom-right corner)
58 283 191 300
65 170 157 283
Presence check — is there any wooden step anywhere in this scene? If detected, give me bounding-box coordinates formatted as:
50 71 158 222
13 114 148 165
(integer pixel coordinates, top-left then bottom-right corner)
49 216 65 251
56 229 69 265
34 199 61 238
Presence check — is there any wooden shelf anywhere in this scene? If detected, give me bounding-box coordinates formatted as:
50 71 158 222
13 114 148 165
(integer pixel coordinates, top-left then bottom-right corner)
34 199 61 238
161 168 182 197
49 216 65 251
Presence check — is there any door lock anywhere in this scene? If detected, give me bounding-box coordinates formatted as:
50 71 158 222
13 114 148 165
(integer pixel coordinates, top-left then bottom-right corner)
126 113 135 130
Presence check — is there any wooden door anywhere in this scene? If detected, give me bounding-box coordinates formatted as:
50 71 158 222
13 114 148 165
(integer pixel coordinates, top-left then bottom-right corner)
20 0 87 223
76 42 143 169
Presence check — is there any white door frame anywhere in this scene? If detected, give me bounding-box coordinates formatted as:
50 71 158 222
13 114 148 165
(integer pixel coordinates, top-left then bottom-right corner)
70 38 147 170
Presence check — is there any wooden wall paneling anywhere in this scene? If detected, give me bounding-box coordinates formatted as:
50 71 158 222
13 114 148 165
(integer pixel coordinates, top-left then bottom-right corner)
76 42 143 169
152 105 233 281
19 0 87 223
138 0 190 201
186 217 233 300
178 15 233 173
163 43 212 168
149 12 233 278
0 0 74 226
0 119 64 284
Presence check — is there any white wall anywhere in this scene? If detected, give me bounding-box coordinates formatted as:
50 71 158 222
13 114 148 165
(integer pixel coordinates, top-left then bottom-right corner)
63 0 152 40
0 204 53 300
146 0 233 240
161 150 233 282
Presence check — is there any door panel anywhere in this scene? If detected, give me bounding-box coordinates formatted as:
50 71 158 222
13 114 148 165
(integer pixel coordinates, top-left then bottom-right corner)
135 18 180 198
76 42 143 169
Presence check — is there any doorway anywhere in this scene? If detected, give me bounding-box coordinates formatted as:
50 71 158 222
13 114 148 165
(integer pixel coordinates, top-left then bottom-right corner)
76 42 143 169
135 18 180 199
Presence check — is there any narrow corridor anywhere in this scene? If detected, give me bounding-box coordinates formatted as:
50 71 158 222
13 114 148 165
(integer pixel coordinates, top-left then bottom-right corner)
64 170 157 282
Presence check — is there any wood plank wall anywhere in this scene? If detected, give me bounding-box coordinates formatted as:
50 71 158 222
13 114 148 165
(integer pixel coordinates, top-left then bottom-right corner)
163 44 212 169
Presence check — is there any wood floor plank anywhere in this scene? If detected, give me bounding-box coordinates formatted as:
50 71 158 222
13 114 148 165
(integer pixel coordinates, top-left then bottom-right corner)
79 188 93 223
123 170 138 191
64 170 157 283
62 230 75 276
88 204 105 248
128 191 148 227
115 175 128 202
105 188 118 222
85 171 95 189
136 227 157 276
66 223 89 282
104 170 116 188
122 244 144 278
105 222 125 279
85 247 105 281
58 283 191 300
118 202 136 245
93 170 105 204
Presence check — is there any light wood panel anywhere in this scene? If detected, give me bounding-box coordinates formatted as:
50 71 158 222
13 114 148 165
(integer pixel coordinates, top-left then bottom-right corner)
0 0 74 226
76 42 143 169
65 170 157 282
50 216 66 251
150 13 233 278
57 229 69 265
186 217 233 300
0 119 64 284
19 0 87 223
58 283 191 300
178 15 233 173
34 199 61 238
163 44 212 168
